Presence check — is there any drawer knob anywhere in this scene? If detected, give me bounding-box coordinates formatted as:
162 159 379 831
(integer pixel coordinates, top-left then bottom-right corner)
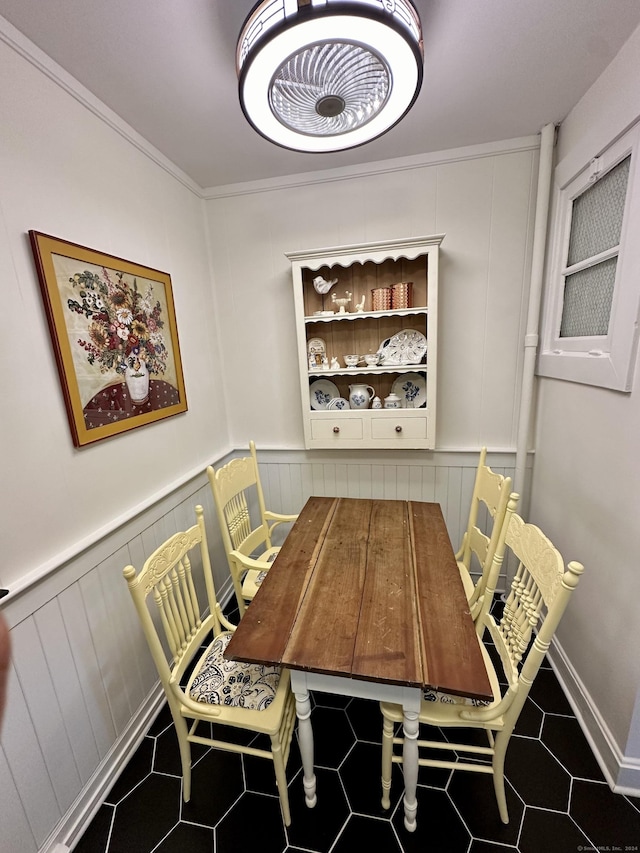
395 425 403 433
333 426 340 433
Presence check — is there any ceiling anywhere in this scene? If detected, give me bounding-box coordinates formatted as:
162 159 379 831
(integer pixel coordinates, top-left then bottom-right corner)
2 0 640 189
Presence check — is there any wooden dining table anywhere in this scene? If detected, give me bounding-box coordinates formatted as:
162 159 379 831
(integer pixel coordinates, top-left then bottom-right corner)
225 495 492 832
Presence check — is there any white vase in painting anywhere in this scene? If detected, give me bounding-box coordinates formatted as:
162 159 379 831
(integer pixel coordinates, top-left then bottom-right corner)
124 357 150 405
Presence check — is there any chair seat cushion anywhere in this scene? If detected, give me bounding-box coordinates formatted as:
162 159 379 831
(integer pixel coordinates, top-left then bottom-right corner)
188 632 281 710
423 687 491 707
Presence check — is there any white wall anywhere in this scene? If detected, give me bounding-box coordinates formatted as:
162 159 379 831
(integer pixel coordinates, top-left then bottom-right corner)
531 23 640 785
0 29 230 595
205 138 538 453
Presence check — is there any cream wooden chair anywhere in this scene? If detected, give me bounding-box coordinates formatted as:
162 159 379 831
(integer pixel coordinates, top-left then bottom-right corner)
207 441 298 615
123 505 297 826
381 505 584 825
456 447 516 620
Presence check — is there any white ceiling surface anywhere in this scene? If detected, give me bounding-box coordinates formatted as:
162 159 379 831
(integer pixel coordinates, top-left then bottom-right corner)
1 0 640 189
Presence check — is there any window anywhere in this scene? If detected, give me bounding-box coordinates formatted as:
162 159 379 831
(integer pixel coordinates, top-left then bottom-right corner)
538 125 640 391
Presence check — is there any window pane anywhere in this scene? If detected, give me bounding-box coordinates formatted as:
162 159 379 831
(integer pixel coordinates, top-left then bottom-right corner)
560 257 616 337
567 156 630 266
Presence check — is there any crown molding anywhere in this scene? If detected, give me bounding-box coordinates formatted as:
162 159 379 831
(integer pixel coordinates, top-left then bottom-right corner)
203 135 541 199
0 14 202 197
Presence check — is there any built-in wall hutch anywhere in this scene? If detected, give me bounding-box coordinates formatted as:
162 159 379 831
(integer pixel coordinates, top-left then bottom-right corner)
288 235 443 450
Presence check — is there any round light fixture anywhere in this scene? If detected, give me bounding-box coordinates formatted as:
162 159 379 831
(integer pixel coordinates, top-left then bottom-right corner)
237 0 424 153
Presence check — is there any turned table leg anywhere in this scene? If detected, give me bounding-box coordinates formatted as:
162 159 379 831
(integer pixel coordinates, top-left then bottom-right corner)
291 675 317 809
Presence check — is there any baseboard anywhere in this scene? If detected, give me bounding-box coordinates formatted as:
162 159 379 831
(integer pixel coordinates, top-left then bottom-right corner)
548 638 640 796
39 683 166 853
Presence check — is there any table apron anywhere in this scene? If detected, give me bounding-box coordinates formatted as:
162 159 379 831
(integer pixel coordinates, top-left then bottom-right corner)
289 669 422 711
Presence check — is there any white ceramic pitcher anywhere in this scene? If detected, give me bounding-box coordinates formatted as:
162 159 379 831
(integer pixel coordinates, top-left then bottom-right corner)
349 383 375 409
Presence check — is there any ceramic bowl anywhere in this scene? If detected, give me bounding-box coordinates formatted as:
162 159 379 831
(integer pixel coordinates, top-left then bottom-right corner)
344 354 360 367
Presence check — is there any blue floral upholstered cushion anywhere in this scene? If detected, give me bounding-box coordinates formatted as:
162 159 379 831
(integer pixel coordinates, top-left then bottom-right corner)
422 687 491 707
189 632 281 710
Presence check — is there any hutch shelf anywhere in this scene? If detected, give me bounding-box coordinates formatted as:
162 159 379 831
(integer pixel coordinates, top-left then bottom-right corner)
287 235 443 450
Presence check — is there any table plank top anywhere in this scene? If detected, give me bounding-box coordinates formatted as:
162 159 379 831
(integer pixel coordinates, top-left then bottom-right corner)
226 495 492 701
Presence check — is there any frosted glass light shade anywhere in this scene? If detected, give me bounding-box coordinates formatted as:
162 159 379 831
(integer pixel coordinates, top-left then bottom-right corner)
237 0 424 153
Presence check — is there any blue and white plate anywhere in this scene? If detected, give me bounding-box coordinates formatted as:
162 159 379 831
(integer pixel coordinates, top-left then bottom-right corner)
309 378 340 410
392 372 426 408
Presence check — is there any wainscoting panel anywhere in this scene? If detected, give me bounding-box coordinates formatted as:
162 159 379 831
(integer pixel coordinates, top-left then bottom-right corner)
0 744 36 853
33 600 100 786
0 449 516 852
57 583 117 762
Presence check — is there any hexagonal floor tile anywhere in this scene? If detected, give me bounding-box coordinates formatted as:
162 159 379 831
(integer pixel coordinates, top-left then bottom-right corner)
243 731 302 799
108 773 181 853
305 705 356 769
105 736 154 804
519 806 589 853
514 698 544 738
73 803 114 853
74 653 640 853
216 791 287 853
570 779 640 847
345 696 383 743
528 669 574 715
541 714 605 781
505 734 571 811
285 766 350 852
180 748 244 828
331 814 403 852
447 770 523 847
154 821 214 852
391 785 471 852
340 740 403 817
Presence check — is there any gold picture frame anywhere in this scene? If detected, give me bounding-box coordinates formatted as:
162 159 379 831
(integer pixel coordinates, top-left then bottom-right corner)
29 231 188 447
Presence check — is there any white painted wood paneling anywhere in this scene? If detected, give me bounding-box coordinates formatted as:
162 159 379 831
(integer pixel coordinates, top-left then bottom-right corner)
78 569 132 736
2 661 61 846
57 584 117 760
0 745 36 853
33 600 101 785
10 618 81 813
95 546 148 713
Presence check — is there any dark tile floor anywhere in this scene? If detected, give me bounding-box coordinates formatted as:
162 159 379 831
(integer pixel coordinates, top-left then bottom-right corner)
75 604 640 853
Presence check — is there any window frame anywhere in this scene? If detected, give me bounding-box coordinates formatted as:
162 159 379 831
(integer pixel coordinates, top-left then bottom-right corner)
538 124 640 391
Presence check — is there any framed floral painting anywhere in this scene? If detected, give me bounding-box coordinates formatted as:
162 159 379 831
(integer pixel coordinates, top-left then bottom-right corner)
29 231 188 447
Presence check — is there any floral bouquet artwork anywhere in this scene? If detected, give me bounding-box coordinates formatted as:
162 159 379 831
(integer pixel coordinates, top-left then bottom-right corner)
30 231 187 447
67 268 168 405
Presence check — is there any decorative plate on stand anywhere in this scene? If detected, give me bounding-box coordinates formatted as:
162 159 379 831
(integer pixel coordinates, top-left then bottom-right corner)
378 329 427 365
392 373 426 408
